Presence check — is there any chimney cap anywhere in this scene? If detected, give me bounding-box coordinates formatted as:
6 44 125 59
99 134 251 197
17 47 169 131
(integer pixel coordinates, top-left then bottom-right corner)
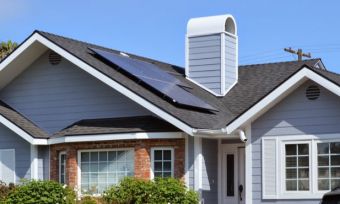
187 14 237 37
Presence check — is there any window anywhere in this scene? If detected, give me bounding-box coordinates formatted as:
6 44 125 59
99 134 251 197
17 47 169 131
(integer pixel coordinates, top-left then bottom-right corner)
317 142 340 191
151 148 174 178
59 152 66 184
0 149 15 184
79 149 134 194
285 144 310 191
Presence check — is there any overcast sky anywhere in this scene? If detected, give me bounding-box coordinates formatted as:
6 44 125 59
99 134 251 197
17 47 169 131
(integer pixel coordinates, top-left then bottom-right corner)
2 0 340 73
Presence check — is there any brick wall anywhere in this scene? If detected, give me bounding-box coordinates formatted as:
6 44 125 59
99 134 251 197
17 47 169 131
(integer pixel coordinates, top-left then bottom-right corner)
50 138 185 188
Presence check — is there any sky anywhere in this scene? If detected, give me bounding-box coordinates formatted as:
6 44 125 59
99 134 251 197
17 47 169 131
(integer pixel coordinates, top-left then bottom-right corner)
1 0 340 73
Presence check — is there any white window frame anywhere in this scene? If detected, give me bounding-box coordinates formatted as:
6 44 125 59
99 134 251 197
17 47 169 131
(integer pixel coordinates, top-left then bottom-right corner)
263 134 340 200
59 151 66 184
281 141 312 196
314 139 340 193
0 149 15 184
150 147 174 179
77 148 134 195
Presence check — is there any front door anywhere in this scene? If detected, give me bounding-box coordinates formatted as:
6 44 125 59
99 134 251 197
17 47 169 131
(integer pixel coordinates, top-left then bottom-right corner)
222 144 245 204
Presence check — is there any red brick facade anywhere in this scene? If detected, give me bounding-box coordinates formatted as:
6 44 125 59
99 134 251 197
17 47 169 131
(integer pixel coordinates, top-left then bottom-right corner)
50 139 185 188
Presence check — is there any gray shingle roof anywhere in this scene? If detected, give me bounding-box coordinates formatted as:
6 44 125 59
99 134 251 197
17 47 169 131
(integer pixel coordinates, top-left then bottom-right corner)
1 30 340 138
52 116 180 137
37 30 337 130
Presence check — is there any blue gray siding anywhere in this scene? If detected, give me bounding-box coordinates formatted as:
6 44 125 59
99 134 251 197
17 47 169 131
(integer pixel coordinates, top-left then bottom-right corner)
252 81 340 204
0 51 150 134
0 123 31 183
224 34 237 92
188 35 221 94
201 138 218 204
38 146 49 180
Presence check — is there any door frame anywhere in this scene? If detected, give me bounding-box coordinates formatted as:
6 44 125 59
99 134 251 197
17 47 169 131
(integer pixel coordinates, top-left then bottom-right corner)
218 142 246 204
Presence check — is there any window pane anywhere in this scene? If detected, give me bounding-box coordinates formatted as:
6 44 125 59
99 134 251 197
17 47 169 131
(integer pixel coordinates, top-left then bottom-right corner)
286 180 297 191
125 150 133 161
90 152 98 162
90 162 98 172
81 152 90 162
154 162 162 171
163 162 171 171
331 167 340 178
318 143 330 154
163 172 171 177
286 169 297 179
286 157 297 167
318 179 330 191
318 156 329 166
154 150 162 160
226 154 235 196
98 173 107 183
99 152 107 161
298 169 309 178
117 151 125 162
117 162 127 171
81 163 90 172
298 144 309 155
319 168 329 178
331 143 340 154
331 155 340 166
163 150 171 160
108 173 116 184
286 145 296 155
108 152 116 162
298 157 309 167
81 173 89 184
298 180 309 191
331 179 340 190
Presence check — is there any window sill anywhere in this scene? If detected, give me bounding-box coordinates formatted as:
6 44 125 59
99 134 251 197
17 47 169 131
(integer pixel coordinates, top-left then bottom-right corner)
264 192 326 200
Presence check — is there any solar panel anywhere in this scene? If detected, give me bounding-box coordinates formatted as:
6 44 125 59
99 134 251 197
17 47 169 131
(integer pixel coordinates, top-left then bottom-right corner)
89 48 190 88
89 47 217 111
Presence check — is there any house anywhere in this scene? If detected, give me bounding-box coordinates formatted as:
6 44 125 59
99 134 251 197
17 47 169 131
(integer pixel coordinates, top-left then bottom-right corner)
0 14 339 204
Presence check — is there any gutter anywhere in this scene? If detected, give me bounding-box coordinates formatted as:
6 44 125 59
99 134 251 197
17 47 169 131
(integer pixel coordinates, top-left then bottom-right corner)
192 128 247 142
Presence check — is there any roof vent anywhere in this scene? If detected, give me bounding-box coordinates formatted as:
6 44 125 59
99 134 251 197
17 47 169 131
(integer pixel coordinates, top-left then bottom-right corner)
306 85 320 100
48 51 62 65
119 52 130 57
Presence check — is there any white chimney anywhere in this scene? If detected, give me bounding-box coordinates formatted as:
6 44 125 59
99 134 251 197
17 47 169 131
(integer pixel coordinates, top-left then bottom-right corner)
186 14 238 96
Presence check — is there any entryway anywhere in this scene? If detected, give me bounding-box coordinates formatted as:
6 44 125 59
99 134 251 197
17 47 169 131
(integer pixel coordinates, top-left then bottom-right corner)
221 144 245 204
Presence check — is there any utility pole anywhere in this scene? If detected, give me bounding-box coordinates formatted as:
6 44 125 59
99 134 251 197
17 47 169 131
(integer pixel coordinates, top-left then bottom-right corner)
284 47 311 61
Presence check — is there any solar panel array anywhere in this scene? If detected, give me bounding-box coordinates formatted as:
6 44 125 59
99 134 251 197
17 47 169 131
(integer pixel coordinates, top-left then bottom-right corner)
89 47 217 111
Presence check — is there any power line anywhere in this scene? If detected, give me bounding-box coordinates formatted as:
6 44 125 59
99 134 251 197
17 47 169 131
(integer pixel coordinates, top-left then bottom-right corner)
284 47 311 61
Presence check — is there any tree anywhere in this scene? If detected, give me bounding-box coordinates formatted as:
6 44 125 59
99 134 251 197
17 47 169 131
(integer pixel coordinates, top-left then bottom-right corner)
0 40 18 60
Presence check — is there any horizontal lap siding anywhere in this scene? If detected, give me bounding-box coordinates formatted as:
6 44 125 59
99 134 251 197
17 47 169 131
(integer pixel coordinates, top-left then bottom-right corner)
201 138 218 204
251 81 340 204
0 51 150 134
224 34 237 91
188 35 221 94
0 124 31 182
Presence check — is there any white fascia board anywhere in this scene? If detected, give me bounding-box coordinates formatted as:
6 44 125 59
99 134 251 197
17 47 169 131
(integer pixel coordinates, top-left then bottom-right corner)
31 34 195 136
226 67 340 134
48 132 183 145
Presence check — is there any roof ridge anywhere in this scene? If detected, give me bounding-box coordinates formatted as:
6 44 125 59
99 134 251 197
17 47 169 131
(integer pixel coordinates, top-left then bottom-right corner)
239 58 320 68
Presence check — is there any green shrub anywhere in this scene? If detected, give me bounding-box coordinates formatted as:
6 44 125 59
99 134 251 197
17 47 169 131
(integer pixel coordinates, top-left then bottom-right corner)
6 180 76 204
0 181 15 202
78 196 97 204
103 177 199 204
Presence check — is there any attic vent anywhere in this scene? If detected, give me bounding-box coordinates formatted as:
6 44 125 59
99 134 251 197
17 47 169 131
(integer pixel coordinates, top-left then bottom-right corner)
306 85 320 100
48 51 62 65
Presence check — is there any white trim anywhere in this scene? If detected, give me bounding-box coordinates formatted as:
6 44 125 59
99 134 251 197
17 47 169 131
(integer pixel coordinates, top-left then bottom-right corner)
150 147 175 179
227 67 340 134
184 134 189 187
59 151 66 184
194 136 202 191
217 139 222 204
49 132 183 144
262 137 278 199
30 145 39 180
185 35 189 78
77 148 134 195
245 124 252 204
